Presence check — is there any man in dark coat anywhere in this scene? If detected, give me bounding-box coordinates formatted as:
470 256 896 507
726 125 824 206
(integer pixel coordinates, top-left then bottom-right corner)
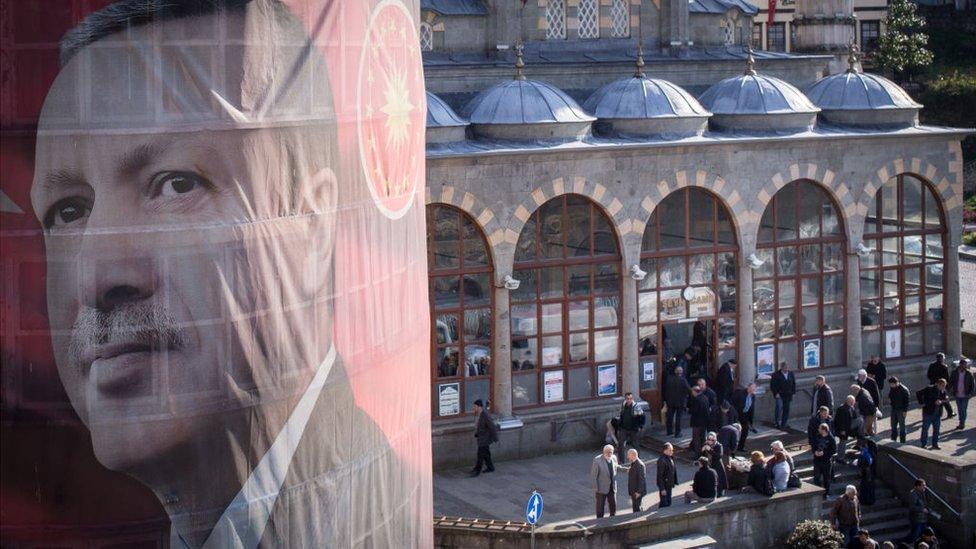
656 443 678 508
709 400 739 431
857 369 882 416
684 457 718 503
665 366 691 437
697 378 718 410
471 399 499 476
927 353 953 419
770 362 797 429
617 392 645 460
834 396 860 462
626 449 647 513
689 386 711 454
851 384 878 436
918 379 949 450
718 423 741 463
807 406 833 447
811 423 837 499
731 383 757 451
903 479 931 544
704 432 728 496
887 376 912 443
714 359 736 409
948 358 975 430
865 355 887 403
811 375 834 416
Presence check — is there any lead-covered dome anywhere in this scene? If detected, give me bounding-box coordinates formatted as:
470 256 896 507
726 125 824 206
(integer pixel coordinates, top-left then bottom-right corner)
583 55 710 138
806 46 921 129
699 53 819 134
426 91 468 144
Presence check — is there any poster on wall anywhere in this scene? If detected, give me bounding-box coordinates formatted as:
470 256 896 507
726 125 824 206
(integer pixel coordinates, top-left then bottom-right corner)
756 344 776 377
640 359 656 391
438 383 460 416
803 339 821 369
885 329 902 359
544 370 565 403
597 364 618 396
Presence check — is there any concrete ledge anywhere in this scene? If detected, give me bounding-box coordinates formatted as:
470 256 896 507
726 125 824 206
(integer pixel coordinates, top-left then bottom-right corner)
435 483 823 548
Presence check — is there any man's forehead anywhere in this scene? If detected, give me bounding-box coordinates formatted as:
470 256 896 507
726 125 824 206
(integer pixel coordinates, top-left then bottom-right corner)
38 4 332 136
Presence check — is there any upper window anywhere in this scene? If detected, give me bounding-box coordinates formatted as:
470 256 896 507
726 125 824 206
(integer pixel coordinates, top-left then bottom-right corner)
752 24 763 50
610 0 630 38
754 181 847 373
767 22 786 52
511 195 621 408
861 21 880 52
546 0 567 40
578 0 599 39
860 174 945 361
419 22 433 52
724 14 736 46
428 205 493 419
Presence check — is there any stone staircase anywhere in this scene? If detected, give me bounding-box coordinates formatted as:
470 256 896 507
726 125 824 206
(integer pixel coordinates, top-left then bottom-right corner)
792 451 912 543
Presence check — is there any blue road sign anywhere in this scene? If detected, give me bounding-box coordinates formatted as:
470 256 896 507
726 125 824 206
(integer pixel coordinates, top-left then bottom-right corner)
525 491 543 525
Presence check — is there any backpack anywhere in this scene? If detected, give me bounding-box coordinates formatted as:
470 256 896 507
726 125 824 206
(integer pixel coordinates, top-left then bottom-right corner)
860 445 873 467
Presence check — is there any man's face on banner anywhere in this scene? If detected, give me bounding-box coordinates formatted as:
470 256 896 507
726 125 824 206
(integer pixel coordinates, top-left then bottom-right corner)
29 10 337 472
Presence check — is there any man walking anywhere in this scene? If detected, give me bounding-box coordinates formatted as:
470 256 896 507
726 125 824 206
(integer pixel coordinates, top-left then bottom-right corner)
811 375 834 416
591 444 619 518
948 358 975 430
771 362 797 429
834 395 860 462
714 359 736 408
808 406 833 448
857 369 882 418
830 485 861 548
731 383 757 452
866 355 887 404
470 399 499 476
656 443 678 508
617 392 645 460
887 376 911 443
851 384 878 436
903 479 931 544
812 423 837 499
689 386 711 454
665 367 691 438
919 379 949 450
927 353 953 420
626 448 647 513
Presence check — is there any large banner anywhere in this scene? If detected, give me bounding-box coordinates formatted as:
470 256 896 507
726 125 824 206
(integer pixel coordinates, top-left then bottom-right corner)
0 0 432 546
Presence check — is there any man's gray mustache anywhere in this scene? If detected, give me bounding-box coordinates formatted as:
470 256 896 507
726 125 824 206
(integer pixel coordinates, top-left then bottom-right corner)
68 303 187 366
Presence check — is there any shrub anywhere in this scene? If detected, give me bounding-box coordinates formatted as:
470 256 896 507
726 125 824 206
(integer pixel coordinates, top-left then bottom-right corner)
964 232 976 247
785 520 845 549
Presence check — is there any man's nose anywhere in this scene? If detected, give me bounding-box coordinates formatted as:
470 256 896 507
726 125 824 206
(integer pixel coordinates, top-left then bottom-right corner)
84 255 157 312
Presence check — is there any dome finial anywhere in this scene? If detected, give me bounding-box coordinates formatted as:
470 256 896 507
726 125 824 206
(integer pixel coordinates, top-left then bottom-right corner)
634 43 646 78
744 46 757 76
847 40 861 74
514 41 526 81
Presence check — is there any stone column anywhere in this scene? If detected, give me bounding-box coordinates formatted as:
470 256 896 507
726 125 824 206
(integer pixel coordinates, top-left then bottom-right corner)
659 0 688 51
621 272 639 396
845 252 863 369
945 233 963 358
737 254 756 387
492 284 513 418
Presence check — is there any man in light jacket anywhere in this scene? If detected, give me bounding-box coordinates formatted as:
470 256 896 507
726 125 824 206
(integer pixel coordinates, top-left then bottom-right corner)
591 444 620 518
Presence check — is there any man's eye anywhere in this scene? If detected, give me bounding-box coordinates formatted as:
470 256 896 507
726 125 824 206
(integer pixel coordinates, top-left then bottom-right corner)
44 198 90 228
152 171 211 197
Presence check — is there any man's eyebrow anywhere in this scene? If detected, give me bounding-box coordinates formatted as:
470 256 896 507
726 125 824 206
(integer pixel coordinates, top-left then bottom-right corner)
42 168 85 191
118 140 173 177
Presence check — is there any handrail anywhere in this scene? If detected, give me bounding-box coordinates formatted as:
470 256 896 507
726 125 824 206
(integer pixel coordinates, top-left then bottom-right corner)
886 453 962 521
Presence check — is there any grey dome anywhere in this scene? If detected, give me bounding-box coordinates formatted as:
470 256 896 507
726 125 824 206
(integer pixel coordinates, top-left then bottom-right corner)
426 91 468 144
699 71 819 134
806 71 921 129
583 75 711 138
460 79 595 141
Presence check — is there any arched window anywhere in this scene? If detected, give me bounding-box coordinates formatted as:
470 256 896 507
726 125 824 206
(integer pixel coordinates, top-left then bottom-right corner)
510 195 621 408
577 0 599 39
419 22 433 52
860 174 945 360
753 181 847 373
546 0 567 40
724 14 737 46
610 0 630 38
638 188 738 402
427 205 493 418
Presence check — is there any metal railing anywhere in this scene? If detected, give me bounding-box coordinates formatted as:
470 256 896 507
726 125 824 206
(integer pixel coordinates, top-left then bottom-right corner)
886 453 962 521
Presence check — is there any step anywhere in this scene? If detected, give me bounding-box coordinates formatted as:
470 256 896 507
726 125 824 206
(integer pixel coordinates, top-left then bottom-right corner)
860 518 913 538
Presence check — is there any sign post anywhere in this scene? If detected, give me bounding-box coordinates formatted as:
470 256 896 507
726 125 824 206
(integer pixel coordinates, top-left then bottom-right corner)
525 490 543 549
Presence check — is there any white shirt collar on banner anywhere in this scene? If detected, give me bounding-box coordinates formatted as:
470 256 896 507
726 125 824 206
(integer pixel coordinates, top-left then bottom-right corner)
172 345 337 549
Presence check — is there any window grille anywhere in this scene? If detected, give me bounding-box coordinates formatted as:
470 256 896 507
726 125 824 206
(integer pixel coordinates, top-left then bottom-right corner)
577 0 599 39
419 22 433 52
546 0 567 40
610 0 629 38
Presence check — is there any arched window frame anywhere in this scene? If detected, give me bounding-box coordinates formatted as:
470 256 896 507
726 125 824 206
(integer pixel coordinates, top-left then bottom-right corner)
510 195 622 408
753 180 848 372
609 0 630 38
427 205 494 419
419 21 433 52
859 174 946 360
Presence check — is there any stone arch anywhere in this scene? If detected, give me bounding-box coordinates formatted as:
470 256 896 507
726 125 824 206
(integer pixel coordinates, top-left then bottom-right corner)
857 156 964 220
425 185 503 266
753 163 857 249
632 169 749 248
505 176 631 246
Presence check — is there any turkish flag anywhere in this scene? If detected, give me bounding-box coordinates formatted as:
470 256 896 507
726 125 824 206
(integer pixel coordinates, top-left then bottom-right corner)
768 0 777 26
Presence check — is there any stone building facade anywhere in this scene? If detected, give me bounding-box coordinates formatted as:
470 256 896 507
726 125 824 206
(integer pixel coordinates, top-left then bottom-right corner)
420 0 969 469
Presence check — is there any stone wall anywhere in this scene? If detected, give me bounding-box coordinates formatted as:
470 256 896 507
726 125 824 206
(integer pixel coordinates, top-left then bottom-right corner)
434 483 824 548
